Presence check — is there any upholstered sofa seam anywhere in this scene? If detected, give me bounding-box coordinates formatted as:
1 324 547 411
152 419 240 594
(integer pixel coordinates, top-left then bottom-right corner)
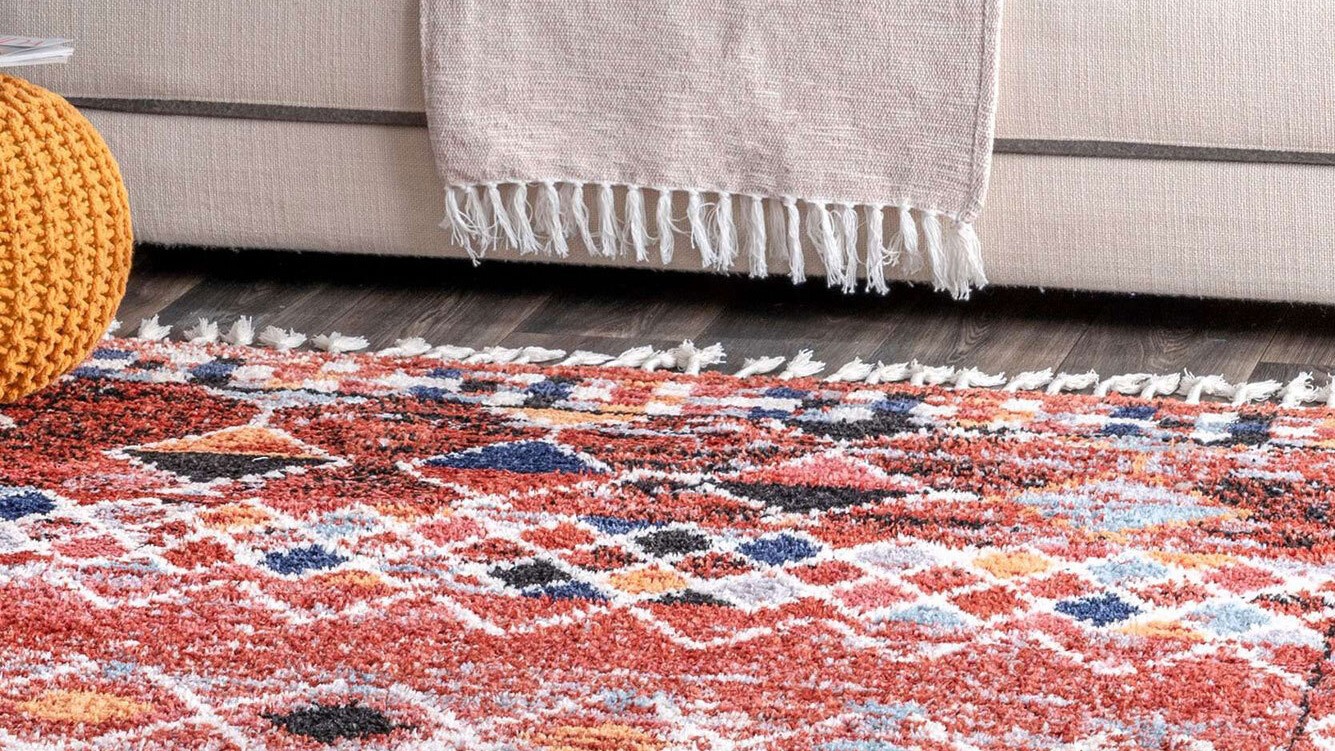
67 98 1335 168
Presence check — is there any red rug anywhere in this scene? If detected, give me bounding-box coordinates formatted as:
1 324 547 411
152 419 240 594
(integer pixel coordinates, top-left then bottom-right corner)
2 338 1334 750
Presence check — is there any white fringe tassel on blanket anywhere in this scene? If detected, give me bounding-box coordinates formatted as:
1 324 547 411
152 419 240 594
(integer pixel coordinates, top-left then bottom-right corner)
440 181 987 300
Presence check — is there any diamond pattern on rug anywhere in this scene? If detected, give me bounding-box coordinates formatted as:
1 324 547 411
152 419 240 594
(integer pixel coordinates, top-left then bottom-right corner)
426 440 600 474
119 425 337 484
3 338 1335 749
0 486 57 520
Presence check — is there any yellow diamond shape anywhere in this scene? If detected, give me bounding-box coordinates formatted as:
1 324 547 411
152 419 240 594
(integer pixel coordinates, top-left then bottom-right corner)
1149 551 1236 569
1119 620 1204 642
531 723 666 751
974 550 1050 579
607 567 687 595
20 690 152 725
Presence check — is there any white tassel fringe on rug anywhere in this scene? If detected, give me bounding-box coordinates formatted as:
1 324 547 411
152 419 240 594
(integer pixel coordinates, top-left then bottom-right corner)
121 316 1334 409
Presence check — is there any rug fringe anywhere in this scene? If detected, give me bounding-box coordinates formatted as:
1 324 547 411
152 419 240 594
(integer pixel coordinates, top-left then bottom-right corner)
115 317 1334 409
438 181 986 300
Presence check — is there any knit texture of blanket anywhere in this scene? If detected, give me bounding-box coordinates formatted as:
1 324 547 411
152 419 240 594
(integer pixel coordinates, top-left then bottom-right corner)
422 1 1003 298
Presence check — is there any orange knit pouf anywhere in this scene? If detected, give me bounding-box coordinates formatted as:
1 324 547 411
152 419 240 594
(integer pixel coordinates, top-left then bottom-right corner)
0 74 132 402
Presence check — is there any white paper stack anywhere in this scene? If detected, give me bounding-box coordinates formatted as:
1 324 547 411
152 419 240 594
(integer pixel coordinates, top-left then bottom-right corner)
0 35 74 68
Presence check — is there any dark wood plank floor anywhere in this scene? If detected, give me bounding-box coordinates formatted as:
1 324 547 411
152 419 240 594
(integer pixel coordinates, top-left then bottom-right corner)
121 245 1335 382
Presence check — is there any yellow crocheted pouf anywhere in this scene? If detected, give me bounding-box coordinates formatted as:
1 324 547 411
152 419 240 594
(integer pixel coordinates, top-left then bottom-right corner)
0 74 132 402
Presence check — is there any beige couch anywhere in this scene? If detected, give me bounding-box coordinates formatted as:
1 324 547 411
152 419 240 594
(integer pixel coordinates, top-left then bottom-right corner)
6 1 1334 302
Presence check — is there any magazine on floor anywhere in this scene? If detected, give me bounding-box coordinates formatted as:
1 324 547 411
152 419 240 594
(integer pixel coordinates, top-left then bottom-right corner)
0 35 73 67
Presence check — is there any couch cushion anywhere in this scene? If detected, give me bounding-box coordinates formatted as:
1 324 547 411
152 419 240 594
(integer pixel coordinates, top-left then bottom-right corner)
0 0 424 113
85 110 1335 304
5 1 1334 153
998 1 1335 154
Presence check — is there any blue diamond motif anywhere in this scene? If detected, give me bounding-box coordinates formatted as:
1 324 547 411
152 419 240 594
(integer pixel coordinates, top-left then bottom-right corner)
532 581 606 601
1018 481 1228 532
1229 420 1270 440
873 396 921 414
1056 594 1139 626
526 380 573 400
739 534 820 566
1111 405 1156 420
582 516 653 535
1089 557 1167 586
0 487 57 521
426 441 596 475
265 546 347 575
885 605 965 628
1192 602 1270 636
190 361 237 383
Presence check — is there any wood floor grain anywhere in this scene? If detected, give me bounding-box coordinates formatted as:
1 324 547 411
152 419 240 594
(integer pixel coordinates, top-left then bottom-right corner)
1252 305 1335 385
1058 297 1280 382
114 250 207 326
514 288 724 343
871 289 1097 374
119 245 1335 380
695 293 906 365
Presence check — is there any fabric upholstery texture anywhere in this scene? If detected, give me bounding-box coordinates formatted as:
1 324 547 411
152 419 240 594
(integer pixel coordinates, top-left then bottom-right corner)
0 76 132 402
422 2 1000 221
417 1 1001 297
6 1 1334 302
85 110 1335 304
999 1 1335 153
6 0 1334 154
0 1 424 113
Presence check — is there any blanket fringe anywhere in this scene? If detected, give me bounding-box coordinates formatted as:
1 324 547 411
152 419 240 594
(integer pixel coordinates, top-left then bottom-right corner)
120 317 1334 409
439 181 986 299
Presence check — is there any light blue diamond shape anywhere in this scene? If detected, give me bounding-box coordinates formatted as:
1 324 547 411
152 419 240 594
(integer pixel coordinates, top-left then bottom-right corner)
1191 602 1270 636
1090 556 1168 586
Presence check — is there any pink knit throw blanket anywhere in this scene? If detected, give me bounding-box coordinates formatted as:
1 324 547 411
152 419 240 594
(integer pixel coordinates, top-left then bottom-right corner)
422 2 1003 298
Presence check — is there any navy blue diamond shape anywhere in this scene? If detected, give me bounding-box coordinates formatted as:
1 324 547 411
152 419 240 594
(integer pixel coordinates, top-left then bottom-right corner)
0 487 57 521
1111 405 1157 420
873 396 921 414
1055 593 1140 627
532 581 606 601
426 441 595 475
265 546 347 575
739 534 820 566
190 360 239 386
582 516 653 535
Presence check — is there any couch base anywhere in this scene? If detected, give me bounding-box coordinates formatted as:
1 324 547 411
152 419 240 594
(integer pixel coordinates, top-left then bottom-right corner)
87 109 1335 304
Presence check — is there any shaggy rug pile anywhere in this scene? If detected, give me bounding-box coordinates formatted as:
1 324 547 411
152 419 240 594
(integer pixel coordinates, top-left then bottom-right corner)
2 338 1334 749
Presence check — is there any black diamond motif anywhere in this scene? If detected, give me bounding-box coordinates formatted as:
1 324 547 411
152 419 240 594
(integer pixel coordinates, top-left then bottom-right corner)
636 528 711 557
264 703 399 745
126 450 331 482
460 379 499 393
717 481 894 513
790 413 916 439
492 559 569 589
657 590 731 607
